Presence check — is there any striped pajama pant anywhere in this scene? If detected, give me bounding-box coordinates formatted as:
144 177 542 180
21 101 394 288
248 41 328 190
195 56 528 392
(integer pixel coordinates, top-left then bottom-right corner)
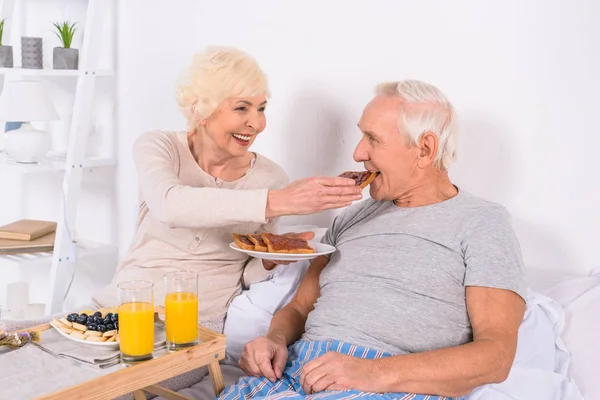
218 340 461 400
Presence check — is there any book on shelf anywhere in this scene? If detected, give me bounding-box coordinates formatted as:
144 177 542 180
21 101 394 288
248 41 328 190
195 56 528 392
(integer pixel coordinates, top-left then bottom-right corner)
0 219 57 241
0 231 55 255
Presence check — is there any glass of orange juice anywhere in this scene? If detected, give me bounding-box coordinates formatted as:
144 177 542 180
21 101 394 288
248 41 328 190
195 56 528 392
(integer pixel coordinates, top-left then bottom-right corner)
117 280 155 363
164 271 199 350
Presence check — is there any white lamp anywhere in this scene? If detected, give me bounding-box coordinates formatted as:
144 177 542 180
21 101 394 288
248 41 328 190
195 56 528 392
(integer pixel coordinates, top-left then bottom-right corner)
0 80 59 163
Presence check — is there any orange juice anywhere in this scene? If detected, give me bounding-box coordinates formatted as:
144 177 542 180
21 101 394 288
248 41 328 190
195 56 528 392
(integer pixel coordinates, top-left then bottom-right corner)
165 292 198 345
118 301 154 357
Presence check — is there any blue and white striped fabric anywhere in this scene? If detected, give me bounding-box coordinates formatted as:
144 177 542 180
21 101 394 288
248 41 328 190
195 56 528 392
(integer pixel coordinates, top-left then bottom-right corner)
218 340 461 400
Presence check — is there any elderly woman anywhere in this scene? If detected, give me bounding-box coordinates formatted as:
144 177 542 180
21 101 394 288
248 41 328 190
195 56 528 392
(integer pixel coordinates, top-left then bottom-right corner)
92 47 361 332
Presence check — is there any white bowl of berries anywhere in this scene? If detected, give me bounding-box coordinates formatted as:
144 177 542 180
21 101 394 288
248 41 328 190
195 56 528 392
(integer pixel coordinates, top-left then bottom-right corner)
50 307 119 348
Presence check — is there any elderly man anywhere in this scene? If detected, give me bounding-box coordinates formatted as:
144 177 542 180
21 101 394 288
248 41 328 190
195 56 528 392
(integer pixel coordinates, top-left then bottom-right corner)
219 80 527 400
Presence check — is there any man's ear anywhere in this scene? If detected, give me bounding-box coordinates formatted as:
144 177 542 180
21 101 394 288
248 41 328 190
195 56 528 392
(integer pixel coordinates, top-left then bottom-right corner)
417 132 438 168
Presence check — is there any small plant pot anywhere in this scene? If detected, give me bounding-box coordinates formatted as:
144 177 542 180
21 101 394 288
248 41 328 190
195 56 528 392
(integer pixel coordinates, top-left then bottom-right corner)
53 47 79 70
0 46 13 68
21 37 43 69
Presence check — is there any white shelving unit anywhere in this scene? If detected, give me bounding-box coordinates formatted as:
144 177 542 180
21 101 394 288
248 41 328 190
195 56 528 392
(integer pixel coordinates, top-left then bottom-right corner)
0 67 114 77
0 0 118 315
0 241 117 308
0 151 116 172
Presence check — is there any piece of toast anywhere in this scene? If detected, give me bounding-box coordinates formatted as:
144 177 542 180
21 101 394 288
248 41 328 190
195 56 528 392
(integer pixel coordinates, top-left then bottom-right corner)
232 233 255 250
338 171 379 189
261 233 314 254
247 234 268 252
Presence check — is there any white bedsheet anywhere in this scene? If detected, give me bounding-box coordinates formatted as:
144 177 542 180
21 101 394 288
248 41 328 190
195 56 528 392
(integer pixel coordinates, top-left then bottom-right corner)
225 281 584 400
184 286 585 400
223 259 311 360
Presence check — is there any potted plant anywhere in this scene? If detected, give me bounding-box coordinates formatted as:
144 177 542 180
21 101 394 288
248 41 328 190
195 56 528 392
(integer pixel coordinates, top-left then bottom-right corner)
0 19 14 68
52 21 78 70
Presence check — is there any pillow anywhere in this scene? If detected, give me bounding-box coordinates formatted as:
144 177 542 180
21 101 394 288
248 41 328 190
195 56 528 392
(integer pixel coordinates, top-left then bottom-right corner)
468 267 599 400
467 287 584 399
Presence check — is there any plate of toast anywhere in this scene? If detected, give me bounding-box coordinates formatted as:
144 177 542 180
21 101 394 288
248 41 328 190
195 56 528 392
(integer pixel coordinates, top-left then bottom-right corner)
230 232 335 261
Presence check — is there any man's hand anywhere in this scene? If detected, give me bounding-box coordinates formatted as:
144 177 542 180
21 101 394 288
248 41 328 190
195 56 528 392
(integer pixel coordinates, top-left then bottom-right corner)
262 231 316 270
300 352 383 394
239 336 289 383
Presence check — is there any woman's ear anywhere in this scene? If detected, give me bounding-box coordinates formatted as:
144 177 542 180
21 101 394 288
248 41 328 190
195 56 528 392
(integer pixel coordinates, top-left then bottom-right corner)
193 112 207 127
190 104 206 127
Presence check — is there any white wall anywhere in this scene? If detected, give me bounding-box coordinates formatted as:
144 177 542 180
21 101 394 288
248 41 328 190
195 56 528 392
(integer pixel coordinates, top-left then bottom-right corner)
116 0 600 275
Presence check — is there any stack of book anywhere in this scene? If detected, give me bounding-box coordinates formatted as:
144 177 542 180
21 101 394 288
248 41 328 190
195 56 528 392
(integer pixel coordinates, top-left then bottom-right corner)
0 220 57 255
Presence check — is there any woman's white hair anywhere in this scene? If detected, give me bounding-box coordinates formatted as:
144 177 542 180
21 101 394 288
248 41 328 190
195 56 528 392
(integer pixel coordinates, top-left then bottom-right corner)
176 46 270 129
376 80 458 169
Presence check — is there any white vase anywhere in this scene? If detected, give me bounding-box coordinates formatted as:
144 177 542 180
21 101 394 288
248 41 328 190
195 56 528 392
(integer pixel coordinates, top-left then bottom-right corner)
4 122 51 163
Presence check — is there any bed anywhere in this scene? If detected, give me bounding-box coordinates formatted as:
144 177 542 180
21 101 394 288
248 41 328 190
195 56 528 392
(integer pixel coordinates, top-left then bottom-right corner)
220 227 598 400
1 227 597 399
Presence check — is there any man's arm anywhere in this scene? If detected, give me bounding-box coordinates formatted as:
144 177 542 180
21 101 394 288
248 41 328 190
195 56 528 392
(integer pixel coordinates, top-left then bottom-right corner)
375 287 525 397
267 255 329 346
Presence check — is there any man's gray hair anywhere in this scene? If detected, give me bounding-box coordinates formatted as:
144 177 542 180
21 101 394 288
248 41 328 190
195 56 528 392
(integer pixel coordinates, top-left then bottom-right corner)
376 80 458 169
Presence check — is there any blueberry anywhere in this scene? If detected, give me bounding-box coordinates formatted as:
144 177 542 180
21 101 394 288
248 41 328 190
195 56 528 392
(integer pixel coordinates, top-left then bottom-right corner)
97 324 107 333
103 318 112 326
88 324 98 331
106 323 115 331
66 314 75 323
93 316 103 324
76 316 87 325
114 321 118 330
80 313 88 319
105 313 113 320
93 311 102 318
111 313 118 322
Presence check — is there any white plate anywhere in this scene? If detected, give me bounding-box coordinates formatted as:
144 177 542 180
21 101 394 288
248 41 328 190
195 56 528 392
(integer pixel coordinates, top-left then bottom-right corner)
50 320 119 349
229 241 336 261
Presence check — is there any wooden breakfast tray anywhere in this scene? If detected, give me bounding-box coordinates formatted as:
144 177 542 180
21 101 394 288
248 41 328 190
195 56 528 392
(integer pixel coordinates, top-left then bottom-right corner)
16 307 227 400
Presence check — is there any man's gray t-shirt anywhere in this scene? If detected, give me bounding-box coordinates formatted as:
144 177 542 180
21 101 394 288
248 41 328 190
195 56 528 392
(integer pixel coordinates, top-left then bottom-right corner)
303 190 527 355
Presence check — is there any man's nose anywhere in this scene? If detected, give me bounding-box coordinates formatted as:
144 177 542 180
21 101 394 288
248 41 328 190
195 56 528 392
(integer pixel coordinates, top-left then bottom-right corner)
354 138 368 162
